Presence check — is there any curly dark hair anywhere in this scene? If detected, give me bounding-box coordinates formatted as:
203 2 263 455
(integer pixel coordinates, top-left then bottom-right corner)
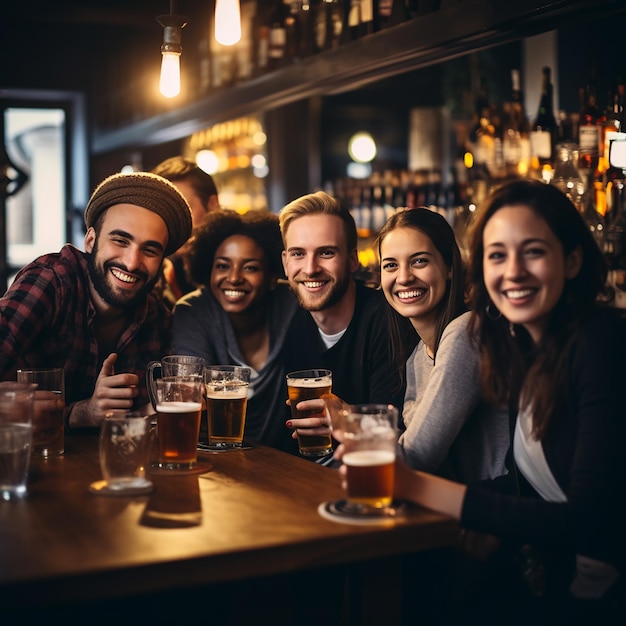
186 210 285 286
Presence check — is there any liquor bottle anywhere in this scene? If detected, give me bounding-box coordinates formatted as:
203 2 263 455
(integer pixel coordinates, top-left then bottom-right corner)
343 0 361 43
359 0 375 37
197 36 211 96
284 1 302 61
296 0 316 59
502 69 531 178
326 0 344 49
530 66 557 177
312 0 328 52
601 80 625 172
578 72 602 173
377 0 409 31
470 82 497 180
252 2 270 76
268 0 288 71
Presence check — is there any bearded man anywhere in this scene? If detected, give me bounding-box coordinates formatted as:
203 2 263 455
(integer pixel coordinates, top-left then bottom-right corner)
0 172 192 427
279 191 408 455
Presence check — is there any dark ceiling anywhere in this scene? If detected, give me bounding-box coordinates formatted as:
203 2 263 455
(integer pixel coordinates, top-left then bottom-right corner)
1 2 216 91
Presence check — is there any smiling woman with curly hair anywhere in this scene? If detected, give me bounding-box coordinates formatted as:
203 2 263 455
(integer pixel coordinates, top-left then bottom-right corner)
172 210 299 454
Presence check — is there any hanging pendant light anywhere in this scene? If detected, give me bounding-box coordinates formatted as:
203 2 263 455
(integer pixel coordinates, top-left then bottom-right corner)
156 2 188 98
215 0 241 46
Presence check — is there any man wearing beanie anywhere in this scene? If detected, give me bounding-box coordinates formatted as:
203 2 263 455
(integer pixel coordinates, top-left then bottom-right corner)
0 171 193 428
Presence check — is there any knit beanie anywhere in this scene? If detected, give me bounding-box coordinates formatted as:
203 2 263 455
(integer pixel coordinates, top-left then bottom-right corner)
84 172 193 256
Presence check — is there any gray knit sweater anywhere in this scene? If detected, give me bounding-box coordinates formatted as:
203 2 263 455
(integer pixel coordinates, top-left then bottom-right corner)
399 311 510 482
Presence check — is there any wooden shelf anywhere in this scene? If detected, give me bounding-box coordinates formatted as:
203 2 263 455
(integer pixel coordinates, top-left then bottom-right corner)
91 0 622 155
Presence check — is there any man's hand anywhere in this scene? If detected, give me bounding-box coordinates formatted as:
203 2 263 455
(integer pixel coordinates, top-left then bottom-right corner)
67 353 140 428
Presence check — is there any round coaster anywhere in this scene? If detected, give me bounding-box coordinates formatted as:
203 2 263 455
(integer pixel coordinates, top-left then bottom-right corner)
89 480 154 497
197 442 254 452
149 461 213 475
318 500 406 526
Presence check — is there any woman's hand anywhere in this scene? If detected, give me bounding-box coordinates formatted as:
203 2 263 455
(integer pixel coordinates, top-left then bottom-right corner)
285 398 331 441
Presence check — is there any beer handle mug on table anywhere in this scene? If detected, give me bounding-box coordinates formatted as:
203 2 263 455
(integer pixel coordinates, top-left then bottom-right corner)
286 369 333 457
146 355 206 410
204 365 251 450
341 404 398 515
90 410 154 496
16 367 65 457
154 376 203 470
0 382 36 501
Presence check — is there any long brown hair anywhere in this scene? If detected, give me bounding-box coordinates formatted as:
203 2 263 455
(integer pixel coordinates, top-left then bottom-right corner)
376 208 467 388
466 179 607 439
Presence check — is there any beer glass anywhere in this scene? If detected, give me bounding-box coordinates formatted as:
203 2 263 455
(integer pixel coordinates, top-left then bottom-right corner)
0 382 36 501
146 355 206 410
286 369 333 457
95 411 153 495
342 404 398 512
17 367 65 456
204 365 251 449
154 376 203 469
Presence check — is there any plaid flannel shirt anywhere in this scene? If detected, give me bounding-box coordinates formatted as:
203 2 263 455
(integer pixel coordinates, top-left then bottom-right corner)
0 244 171 411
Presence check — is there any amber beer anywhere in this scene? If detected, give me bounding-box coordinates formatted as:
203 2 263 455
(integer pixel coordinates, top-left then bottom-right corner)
156 401 202 468
206 384 248 447
32 390 65 457
344 450 395 508
286 369 333 457
342 404 398 510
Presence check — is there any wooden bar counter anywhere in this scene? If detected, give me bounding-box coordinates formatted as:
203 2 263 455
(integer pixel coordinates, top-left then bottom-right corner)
0 431 459 623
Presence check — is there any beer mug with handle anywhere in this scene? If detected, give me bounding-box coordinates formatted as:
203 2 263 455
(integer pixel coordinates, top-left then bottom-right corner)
146 355 206 410
154 376 204 470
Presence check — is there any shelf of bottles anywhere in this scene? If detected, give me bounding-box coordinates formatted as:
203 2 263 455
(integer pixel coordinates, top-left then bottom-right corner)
326 66 626 301
197 0 431 96
184 115 269 213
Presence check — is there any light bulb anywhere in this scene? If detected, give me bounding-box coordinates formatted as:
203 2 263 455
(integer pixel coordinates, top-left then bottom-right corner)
160 51 181 98
348 132 377 163
215 0 241 46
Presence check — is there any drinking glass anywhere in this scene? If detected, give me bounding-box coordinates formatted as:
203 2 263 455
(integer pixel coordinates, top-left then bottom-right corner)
0 382 36 501
92 410 154 496
204 365 251 449
17 367 65 456
154 376 203 469
286 369 333 457
146 355 206 410
341 404 398 513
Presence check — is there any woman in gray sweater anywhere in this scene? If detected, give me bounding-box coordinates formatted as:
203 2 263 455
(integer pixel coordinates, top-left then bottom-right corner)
377 207 509 481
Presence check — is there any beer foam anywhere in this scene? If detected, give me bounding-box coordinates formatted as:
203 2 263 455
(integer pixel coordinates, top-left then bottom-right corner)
156 401 202 413
287 377 331 388
206 388 247 399
343 450 395 467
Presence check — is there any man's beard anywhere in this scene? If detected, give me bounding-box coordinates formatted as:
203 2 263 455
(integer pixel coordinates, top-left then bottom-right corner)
291 271 351 312
87 241 158 310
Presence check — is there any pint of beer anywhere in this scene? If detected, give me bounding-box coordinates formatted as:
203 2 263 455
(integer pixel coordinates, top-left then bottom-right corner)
342 404 398 510
205 365 251 449
17 367 65 457
155 376 203 469
286 369 333 457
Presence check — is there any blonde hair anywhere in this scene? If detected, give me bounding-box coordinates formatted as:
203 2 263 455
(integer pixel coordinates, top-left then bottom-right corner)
279 191 357 252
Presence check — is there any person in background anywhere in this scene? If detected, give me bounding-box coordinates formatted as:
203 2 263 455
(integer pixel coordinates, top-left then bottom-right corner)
279 191 409 454
172 209 299 453
151 156 220 307
0 172 192 428
377 207 509 482
336 180 626 623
